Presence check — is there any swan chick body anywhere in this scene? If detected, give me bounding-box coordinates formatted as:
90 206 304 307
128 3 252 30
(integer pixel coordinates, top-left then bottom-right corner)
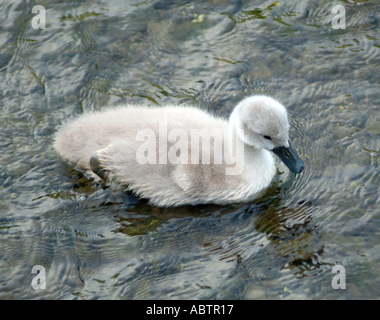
54 96 304 207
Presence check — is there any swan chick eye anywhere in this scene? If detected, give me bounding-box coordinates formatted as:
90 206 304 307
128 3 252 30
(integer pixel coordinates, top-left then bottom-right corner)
263 135 272 140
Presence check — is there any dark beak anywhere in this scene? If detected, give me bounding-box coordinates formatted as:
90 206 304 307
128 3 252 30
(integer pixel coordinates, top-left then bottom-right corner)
272 142 304 174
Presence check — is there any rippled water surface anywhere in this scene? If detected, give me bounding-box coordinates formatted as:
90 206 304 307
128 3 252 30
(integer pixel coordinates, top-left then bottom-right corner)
1 0 380 299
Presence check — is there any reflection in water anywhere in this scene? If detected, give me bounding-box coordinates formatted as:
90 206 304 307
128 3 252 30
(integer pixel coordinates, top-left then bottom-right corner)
106 170 325 285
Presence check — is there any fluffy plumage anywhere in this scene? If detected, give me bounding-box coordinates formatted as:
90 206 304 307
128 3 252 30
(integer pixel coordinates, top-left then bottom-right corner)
54 95 304 207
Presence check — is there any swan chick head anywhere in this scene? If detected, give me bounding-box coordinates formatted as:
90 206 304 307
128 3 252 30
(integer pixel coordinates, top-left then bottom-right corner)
230 95 304 173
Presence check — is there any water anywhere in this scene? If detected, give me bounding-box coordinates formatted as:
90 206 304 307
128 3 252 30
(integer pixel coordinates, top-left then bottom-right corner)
1 0 380 299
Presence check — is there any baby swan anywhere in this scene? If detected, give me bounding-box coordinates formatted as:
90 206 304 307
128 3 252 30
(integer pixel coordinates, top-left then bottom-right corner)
54 95 304 207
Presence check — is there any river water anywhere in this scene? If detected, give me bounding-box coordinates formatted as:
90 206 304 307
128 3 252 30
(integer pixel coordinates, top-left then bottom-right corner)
1 0 380 299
